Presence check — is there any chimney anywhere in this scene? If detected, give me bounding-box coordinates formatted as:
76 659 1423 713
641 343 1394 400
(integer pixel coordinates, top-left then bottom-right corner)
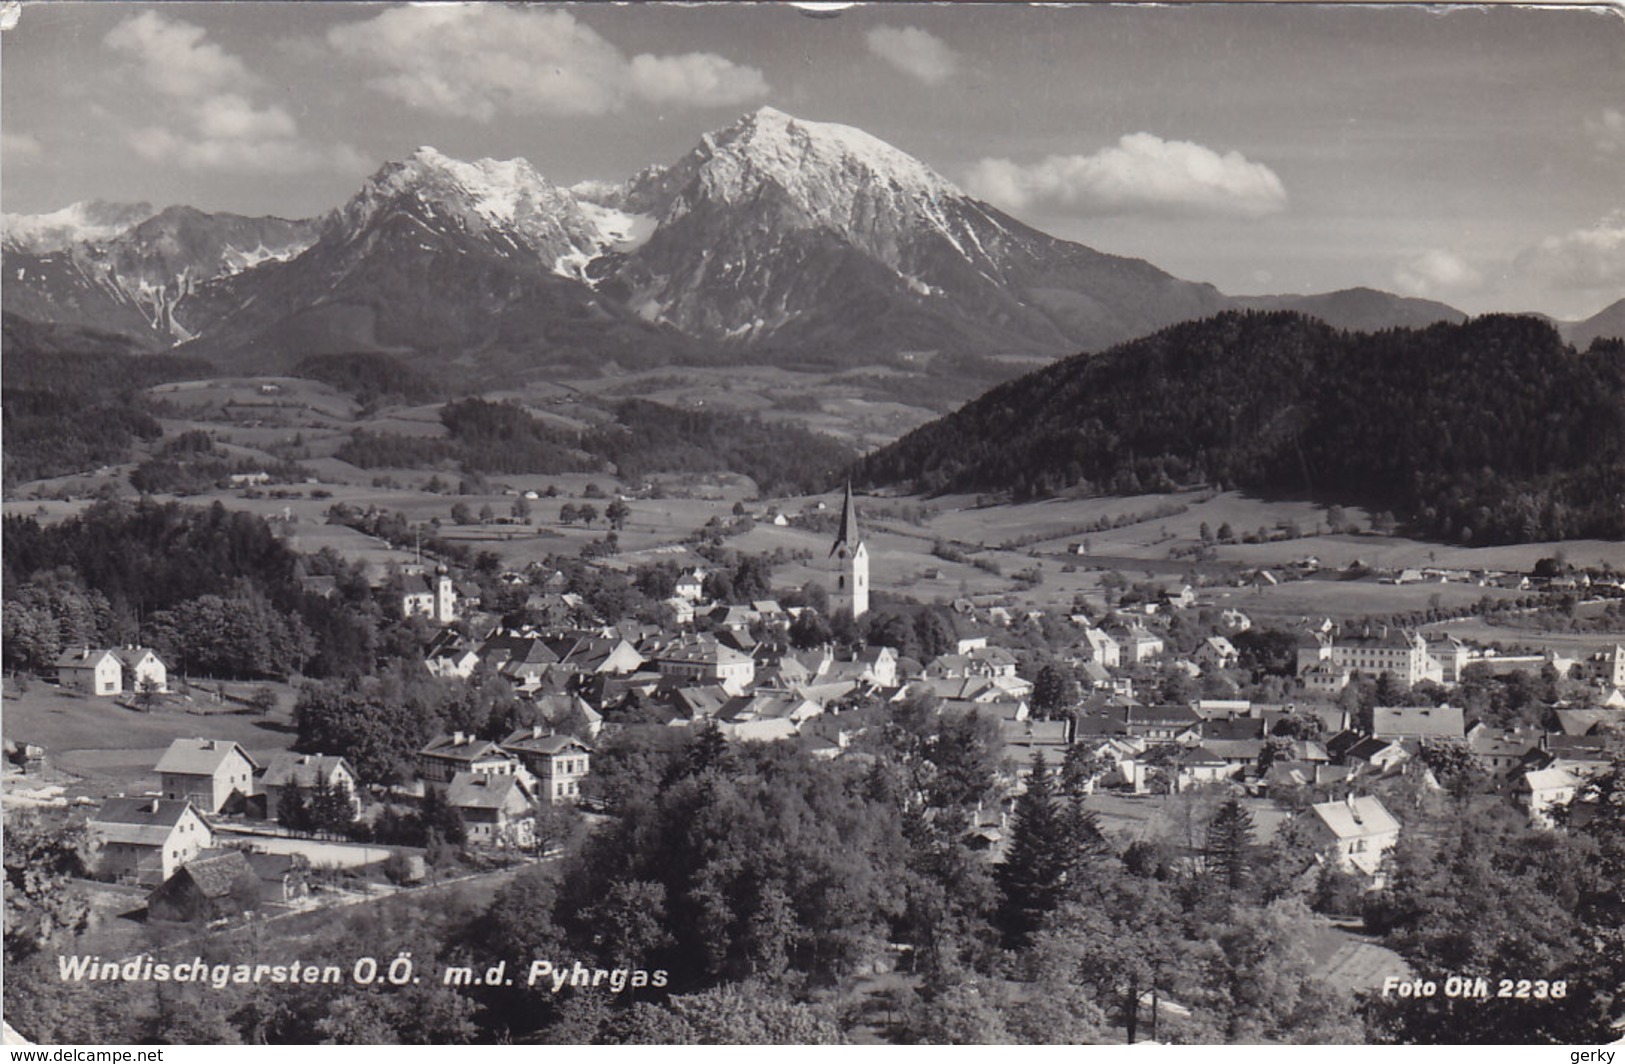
149 798 161 814
453 731 467 745
532 724 545 739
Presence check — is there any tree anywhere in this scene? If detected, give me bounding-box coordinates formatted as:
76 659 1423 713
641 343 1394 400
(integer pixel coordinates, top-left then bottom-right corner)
511 497 533 522
683 721 734 778
1203 798 1257 905
577 503 600 526
450 502 474 525
477 503 495 524
996 754 1074 948
4 814 95 964
559 503 579 526
605 499 630 531
1031 663 1080 716
788 609 832 650
134 675 162 712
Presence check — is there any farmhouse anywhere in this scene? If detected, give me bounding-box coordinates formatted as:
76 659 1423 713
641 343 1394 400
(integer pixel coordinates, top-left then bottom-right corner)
155 738 259 814
55 647 122 697
90 797 213 886
114 646 168 692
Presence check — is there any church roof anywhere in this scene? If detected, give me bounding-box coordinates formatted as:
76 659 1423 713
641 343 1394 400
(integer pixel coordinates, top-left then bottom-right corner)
830 482 862 557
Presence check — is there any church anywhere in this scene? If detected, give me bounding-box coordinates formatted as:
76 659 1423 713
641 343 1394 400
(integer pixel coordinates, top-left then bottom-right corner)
829 483 869 620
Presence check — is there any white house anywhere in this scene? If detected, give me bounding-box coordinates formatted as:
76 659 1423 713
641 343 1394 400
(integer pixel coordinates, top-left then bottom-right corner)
90 797 213 886
1517 767 1581 829
114 647 169 693
55 647 123 697
155 739 259 814
1305 794 1401 878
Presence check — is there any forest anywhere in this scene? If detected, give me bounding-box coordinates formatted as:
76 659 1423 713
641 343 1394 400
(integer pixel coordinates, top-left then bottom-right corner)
853 312 1625 544
1 314 214 486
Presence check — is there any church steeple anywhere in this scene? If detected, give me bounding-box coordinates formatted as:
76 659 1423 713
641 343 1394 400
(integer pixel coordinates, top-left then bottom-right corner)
828 482 869 620
831 480 862 558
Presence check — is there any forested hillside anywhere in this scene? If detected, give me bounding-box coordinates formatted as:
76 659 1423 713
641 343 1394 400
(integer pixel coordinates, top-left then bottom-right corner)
1 313 212 486
339 397 857 497
854 312 1625 544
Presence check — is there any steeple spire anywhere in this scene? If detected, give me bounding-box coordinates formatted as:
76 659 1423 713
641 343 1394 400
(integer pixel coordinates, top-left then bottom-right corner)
831 480 861 557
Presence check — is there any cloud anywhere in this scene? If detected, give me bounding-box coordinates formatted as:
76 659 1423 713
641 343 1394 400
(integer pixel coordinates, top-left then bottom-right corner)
629 53 770 108
104 10 255 99
964 133 1288 219
128 126 369 176
1514 211 1625 292
104 12 362 176
1393 249 1483 298
1584 108 1625 154
3 131 44 161
866 25 958 85
193 95 298 141
328 6 768 121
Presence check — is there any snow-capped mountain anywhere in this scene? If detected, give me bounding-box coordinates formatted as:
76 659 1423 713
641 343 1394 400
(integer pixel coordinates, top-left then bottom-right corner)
173 148 685 371
3 106 1465 380
590 106 1228 354
331 147 654 283
4 203 316 343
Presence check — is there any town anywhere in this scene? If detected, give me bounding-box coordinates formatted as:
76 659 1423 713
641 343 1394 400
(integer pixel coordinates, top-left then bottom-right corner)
5 476 1623 1043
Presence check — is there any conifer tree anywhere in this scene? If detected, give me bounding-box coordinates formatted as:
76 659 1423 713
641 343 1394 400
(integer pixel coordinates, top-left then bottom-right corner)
1204 798 1257 903
996 753 1073 948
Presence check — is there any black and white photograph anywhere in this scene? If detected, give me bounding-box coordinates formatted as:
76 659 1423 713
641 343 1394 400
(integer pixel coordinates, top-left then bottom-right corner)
2 0 1623 1048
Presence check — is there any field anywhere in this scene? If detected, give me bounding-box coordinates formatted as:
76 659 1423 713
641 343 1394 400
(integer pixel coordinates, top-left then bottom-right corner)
1 679 301 803
6 373 1622 638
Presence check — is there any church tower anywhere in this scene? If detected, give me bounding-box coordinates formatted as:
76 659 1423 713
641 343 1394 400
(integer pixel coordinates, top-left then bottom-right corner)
829 482 869 620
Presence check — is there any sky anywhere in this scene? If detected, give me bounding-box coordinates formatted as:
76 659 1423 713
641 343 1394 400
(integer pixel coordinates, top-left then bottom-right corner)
2 2 1622 320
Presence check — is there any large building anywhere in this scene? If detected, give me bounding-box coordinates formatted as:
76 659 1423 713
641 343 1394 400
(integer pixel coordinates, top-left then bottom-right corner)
829 483 869 621
1298 627 1441 688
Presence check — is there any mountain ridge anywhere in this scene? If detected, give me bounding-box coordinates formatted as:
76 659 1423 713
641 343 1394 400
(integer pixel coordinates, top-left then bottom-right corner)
2 106 1497 388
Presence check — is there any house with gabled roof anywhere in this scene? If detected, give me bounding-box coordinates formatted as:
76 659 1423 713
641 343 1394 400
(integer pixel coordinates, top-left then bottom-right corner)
90 797 213 885
1304 794 1401 877
1172 744 1232 790
1194 636 1240 672
113 646 168 693
1077 626 1121 668
1372 705 1465 743
424 630 481 680
499 727 591 803
417 732 517 785
55 647 122 697
156 738 259 814
1517 767 1582 829
446 772 536 847
653 637 756 695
